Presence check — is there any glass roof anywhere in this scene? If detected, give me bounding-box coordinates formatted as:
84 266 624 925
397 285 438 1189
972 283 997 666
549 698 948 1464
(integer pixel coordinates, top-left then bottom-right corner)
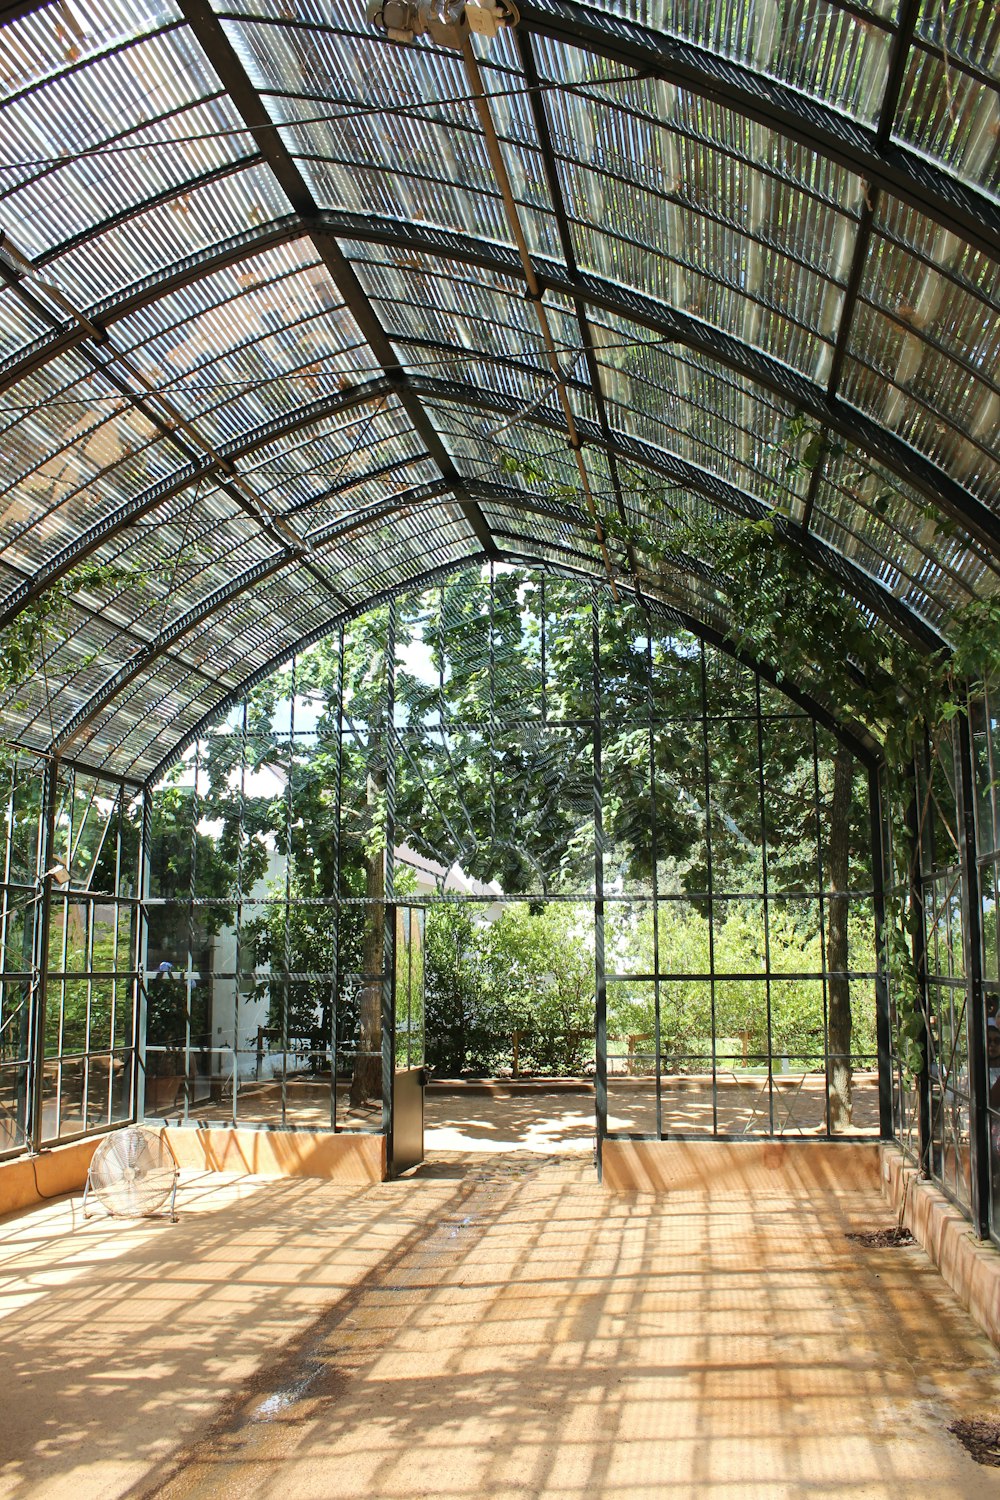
0 0 996 780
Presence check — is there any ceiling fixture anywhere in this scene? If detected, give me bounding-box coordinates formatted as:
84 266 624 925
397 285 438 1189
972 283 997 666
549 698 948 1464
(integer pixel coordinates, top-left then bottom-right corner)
366 0 519 46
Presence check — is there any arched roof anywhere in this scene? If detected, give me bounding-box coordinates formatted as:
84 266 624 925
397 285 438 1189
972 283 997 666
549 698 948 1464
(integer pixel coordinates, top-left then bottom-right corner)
0 0 996 782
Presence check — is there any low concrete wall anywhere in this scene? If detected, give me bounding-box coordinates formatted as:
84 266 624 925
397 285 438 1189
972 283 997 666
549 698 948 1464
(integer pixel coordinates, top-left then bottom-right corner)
164 1126 386 1183
879 1143 1000 1351
0 1137 98 1218
602 1138 881 1195
0 1127 385 1219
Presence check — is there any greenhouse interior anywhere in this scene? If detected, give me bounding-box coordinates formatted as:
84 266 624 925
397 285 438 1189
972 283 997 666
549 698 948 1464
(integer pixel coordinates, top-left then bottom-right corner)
1 0 999 1494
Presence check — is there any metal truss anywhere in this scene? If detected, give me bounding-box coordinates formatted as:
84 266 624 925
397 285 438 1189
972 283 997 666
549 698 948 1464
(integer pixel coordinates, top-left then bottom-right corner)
2 362 949 767
3 211 995 563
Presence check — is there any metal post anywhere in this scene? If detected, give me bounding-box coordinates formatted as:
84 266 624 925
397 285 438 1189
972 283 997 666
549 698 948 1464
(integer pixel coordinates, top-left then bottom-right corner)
700 641 719 1137
28 756 59 1153
868 765 894 1140
330 626 345 1131
754 679 775 1134
906 783 931 1176
646 624 662 1139
813 723 833 1137
382 600 397 1158
134 786 153 1122
957 706 989 1238
231 699 248 1129
592 594 607 1176
281 660 295 1127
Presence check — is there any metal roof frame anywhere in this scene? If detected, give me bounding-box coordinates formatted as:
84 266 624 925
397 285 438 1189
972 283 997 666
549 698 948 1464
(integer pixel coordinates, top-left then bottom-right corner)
0 0 996 780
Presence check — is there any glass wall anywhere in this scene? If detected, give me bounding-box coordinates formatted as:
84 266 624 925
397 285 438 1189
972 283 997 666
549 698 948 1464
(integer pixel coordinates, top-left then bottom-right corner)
0 753 45 1155
0 755 140 1156
890 680 1000 1244
916 725 973 1214
140 564 881 1143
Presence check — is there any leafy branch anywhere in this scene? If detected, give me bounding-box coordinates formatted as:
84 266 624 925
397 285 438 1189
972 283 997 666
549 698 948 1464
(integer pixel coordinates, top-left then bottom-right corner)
497 419 1000 1081
0 562 150 702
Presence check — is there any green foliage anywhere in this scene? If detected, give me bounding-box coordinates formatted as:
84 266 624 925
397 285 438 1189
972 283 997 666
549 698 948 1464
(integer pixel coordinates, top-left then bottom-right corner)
0 562 150 703
497 428 1000 1083
424 903 594 1075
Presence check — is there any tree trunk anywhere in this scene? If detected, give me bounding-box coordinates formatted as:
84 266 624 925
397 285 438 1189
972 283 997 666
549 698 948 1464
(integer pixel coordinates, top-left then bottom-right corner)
350 838 385 1108
827 745 853 1130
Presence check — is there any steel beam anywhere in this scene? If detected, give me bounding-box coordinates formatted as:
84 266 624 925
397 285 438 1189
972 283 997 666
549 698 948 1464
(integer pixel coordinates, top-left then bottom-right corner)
0 375 397 633
826 0 923 403
410 373 946 650
0 251 347 619
0 368 945 674
0 216 303 399
148 548 879 793
2 209 994 558
49 476 595 756
515 28 644 597
143 555 481 785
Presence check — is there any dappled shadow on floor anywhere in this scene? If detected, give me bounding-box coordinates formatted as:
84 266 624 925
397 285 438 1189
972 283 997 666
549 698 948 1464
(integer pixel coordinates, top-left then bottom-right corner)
424 1087 596 1153
3 1154 1000 1499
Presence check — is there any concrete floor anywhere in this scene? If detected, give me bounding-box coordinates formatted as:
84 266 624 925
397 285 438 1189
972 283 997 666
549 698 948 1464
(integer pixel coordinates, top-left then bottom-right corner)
3 1139 1000 1499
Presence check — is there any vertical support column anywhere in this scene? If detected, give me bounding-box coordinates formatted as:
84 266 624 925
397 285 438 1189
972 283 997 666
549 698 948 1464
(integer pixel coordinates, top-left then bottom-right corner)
231 702 248 1129
813 723 833 1137
3 760 31 1145
108 786 125 1131
906 784 932 1176
957 706 989 1238
754 679 775 1134
330 626 345 1132
592 593 607 1177
134 785 153 1123
868 765 894 1140
699 641 719 1137
28 756 59 1153
182 740 200 1125
645 626 661 1139
382 600 397 1158
281 662 295 1128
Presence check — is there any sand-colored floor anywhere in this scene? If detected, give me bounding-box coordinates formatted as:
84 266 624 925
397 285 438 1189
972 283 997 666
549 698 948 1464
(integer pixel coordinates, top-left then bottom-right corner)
3 1141 1000 1499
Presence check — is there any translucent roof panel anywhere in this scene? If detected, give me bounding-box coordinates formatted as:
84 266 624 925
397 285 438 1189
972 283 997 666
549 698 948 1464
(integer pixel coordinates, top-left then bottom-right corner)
0 0 996 781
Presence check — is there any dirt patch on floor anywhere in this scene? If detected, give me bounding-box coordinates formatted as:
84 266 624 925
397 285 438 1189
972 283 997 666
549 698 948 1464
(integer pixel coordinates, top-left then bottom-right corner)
948 1416 1000 1466
845 1226 915 1247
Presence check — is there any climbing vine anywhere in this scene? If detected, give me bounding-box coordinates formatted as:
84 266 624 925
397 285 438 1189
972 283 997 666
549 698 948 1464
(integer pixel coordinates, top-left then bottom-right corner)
0 561 150 761
499 420 1000 1080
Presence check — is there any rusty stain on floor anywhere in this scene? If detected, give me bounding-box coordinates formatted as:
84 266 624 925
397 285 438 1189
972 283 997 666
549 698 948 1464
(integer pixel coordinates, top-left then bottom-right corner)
2 1151 1000 1499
